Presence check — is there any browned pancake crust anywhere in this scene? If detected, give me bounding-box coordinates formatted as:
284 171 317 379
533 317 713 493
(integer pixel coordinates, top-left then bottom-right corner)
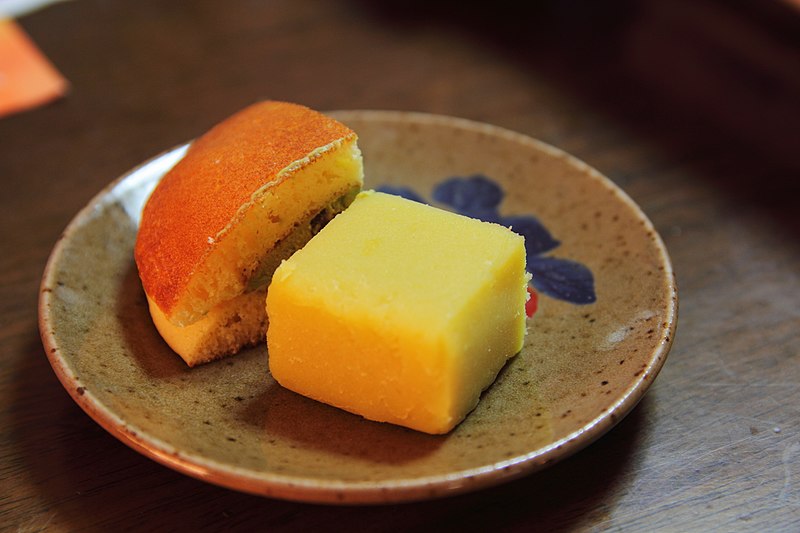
134 101 355 317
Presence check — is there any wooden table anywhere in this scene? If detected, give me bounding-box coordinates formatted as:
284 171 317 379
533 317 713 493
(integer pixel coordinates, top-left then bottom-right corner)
2 0 798 530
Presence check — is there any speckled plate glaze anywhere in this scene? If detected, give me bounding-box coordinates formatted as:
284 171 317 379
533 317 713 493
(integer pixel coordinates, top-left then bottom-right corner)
39 110 677 504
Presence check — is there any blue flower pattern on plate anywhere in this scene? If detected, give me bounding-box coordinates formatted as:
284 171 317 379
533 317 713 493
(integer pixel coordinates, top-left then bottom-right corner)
377 175 597 305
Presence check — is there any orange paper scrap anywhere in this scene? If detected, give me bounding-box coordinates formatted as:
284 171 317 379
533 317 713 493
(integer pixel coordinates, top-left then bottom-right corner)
0 18 67 117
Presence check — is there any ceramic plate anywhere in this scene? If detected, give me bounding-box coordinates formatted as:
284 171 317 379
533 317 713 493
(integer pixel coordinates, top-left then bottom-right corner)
39 110 677 504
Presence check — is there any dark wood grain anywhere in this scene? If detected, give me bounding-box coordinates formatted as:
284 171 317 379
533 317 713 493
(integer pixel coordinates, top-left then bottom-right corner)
2 0 798 530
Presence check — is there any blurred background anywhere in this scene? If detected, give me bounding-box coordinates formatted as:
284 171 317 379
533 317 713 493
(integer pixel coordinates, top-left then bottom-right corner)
4 0 799 234
1 0 798 530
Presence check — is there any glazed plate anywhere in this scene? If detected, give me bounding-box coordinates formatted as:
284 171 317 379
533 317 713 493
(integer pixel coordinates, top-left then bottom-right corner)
39 111 677 504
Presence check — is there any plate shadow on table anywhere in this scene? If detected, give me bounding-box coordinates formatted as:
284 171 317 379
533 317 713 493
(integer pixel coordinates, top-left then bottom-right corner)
367 399 649 530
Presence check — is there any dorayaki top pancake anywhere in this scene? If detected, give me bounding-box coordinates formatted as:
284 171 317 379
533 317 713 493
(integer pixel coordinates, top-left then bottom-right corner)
134 101 361 328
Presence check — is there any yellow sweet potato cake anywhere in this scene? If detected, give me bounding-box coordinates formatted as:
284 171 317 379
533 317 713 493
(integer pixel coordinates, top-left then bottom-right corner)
266 191 528 434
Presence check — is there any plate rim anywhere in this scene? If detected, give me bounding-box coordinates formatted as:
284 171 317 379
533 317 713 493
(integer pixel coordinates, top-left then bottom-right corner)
38 109 678 504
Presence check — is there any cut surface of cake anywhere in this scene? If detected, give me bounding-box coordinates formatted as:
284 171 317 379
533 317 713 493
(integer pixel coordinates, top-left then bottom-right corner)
134 101 363 366
266 191 529 434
